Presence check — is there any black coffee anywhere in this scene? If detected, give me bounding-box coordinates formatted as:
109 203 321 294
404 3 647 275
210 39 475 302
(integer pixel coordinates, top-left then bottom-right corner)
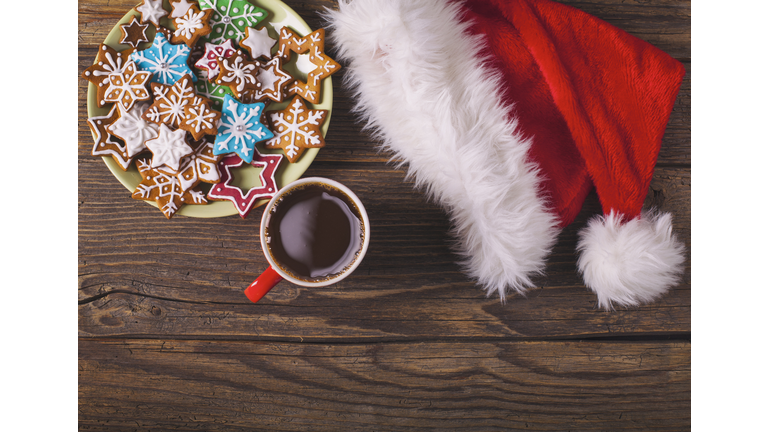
265 183 364 281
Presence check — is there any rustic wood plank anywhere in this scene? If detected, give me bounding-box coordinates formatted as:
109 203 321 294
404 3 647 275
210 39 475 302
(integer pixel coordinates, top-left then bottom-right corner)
79 338 690 431
78 164 689 340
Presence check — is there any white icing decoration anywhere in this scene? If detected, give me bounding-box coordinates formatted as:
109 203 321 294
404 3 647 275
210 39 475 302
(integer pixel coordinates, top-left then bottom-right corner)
170 0 195 19
240 26 275 59
108 101 159 157
136 0 167 26
174 8 208 40
146 124 194 172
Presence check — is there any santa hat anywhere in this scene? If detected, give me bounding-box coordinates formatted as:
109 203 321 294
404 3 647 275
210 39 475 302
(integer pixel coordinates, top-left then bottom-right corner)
324 0 686 309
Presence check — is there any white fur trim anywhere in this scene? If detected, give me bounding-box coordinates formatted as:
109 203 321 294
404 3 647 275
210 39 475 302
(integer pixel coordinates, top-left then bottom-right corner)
324 0 560 301
576 210 686 309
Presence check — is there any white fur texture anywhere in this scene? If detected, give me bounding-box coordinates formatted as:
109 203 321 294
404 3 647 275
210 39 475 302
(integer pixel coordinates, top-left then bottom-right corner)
576 210 686 309
324 0 560 301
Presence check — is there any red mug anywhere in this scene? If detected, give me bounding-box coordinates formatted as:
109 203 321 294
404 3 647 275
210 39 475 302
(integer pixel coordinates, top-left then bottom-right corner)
245 177 371 303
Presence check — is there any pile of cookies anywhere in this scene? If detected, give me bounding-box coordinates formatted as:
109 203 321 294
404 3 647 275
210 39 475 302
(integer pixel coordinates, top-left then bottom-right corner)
83 0 340 219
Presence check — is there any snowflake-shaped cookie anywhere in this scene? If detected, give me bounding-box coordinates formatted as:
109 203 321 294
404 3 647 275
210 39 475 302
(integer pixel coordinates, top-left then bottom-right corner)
194 39 236 80
82 44 135 107
120 16 151 48
158 138 222 191
207 151 283 218
240 26 275 60
276 27 340 104
108 100 159 158
135 0 168 27
133 158 209 219
238 56 292 104
265 96 327 163
130 32 197 86
87 105 135 171
145 123 194 172
103 60 152 110
199 0 268 45
213 94 274 163
143 74 203 128
171 4 214 47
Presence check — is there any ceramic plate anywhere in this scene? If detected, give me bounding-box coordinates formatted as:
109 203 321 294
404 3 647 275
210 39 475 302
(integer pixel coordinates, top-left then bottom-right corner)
85 0 333 217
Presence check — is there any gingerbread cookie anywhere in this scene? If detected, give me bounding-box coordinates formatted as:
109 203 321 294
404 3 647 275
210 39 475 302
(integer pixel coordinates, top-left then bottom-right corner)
145 123 195 173
133 158 209 219
207 151 283 218
265 96 327 163
180 98 221 140
169 0 196 19
198 0 268 45
135 0 168 27
171 4 214 47
130 31 196 86
213 94 274 163
240 26 275 60
119 16 151 48
87 105 135 171
143 74 206 128
214 49 262 100
238 56 292 104
103 60 152 110
82 44 136 108
276 27 340 104
108 100 159 158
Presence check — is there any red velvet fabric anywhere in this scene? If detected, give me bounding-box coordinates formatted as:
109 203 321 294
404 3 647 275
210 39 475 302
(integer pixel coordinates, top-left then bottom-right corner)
460 0 685 227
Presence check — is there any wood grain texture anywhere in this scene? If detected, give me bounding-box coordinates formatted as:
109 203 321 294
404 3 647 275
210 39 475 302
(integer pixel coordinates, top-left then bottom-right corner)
78 0 691 429
79 339 690 431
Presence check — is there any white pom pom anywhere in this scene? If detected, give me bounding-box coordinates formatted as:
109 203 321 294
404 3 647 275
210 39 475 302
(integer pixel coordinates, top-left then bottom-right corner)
576 210 686 309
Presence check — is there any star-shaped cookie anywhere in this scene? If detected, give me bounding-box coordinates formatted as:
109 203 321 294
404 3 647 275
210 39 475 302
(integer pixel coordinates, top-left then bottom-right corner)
108 100 159 158
103 60 152 110
130 32 196 86
133 158 209 219
119 16 151 48
265 96 327 163
82 44 136 107
179 99 221 140
143 74 205 128
145 123 194 172
240 26 275 60
170 0 195 19
135 0 168 27
213 94 274 163
171 4 214 47
276 27 340 104
213 49 262 100
87 105 135 171
238 56 292 104
207 151 283 218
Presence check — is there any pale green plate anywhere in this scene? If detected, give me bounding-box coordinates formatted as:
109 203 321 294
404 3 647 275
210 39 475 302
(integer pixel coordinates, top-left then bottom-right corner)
86 0 333 218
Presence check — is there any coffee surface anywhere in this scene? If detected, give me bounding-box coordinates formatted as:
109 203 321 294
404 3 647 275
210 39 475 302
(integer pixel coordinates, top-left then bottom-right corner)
266 184 363 280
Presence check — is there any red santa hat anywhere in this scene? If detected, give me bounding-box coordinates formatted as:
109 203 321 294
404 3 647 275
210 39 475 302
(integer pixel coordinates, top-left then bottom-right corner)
324 0 686 309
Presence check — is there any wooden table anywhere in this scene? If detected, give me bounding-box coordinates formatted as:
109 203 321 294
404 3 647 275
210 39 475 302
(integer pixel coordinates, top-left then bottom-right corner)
78 0 691 429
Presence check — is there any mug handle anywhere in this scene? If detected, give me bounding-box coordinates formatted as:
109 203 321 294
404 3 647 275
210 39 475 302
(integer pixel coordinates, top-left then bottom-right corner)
244 266 283 303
